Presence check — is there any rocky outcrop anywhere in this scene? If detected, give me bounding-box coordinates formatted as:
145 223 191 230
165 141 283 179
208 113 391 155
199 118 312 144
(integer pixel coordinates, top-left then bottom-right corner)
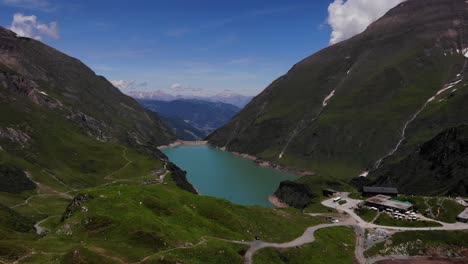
165 162 198 194
0 72 63 109
273 181 316 209
61 194 93 221
66 112 110 142
0 127 30 146
371 125 468 196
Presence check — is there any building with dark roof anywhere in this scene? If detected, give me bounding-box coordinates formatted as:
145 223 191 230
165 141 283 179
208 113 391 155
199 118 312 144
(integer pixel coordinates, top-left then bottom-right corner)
364 195 413 212
322 189 338 197
457 208 468 223
362 186 398 197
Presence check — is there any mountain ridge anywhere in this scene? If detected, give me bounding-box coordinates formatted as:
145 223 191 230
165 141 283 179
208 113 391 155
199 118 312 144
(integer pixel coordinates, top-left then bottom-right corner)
128 90 253 108
208 0 468 196
0 26 178 193
138 98 240 139
0 26 174 155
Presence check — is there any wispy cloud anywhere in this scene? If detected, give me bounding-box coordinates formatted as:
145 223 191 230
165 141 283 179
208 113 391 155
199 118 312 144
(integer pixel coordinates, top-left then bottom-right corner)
9 13 59 40
2 0 56 12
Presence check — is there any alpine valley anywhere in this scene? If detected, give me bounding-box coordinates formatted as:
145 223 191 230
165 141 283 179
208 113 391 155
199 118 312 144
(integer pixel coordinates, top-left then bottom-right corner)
1 0 468 263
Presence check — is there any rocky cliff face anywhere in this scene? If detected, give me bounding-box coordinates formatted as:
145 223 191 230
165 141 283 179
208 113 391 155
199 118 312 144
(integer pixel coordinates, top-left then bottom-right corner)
0 27 174 159
165 162 198 194
371 125 468 196
208 0 468 196
0 26 179 194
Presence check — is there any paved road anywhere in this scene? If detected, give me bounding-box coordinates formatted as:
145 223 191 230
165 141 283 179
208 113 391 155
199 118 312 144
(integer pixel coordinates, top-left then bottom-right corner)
321 193 468 231
242 222 355 264
238 193 468 264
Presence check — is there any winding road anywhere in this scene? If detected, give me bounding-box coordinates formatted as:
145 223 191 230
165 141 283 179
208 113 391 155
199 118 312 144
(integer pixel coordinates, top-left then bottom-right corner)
231 192 468 264
8 148 468 263
242 222 356 264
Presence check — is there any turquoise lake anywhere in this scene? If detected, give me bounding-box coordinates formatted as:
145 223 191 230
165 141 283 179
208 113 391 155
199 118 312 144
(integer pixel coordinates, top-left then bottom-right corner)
162 145 299 207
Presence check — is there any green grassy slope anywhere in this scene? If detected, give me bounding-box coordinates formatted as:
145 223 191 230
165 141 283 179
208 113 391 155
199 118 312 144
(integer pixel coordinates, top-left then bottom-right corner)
0 180 323 263
396 196 466 223
365 230 468 257
253 227 356 264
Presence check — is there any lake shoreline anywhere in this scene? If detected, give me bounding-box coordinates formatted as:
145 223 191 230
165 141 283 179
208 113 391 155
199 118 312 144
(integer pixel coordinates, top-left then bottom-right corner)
209 146 314 208
159 140 314 177
268 195 289 208
160 140 311 208
219 147 315 178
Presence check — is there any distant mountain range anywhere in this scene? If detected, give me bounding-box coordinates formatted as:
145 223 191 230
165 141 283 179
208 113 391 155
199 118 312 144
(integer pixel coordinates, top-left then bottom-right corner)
127 90 253 108
138 99 241 141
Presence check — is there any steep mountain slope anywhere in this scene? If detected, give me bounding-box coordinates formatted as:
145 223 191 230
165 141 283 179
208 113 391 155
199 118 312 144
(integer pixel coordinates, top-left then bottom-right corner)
0 27 174 152
0 26 175 191
209 0 468 195
159 115 206 141
370 125 468 196
138 99 240 137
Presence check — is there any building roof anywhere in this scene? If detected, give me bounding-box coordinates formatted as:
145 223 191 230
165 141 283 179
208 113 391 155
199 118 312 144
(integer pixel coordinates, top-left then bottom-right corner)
365 195 412 211
363 186 398 194
323 189 338 193
458 208 468 220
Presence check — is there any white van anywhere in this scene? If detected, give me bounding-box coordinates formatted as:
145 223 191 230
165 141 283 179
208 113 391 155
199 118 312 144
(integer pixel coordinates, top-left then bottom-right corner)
333 197 342 203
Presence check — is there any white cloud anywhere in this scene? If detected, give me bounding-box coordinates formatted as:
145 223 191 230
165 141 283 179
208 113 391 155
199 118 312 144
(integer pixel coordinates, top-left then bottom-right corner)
170 83 184 90
9 13 60 40
111 80 148 90
327 0 405 44
111 80 136 90
36 21 59 38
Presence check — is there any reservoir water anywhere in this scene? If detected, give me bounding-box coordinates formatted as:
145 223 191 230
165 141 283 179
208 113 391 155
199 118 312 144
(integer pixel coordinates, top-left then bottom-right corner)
162 145 299 207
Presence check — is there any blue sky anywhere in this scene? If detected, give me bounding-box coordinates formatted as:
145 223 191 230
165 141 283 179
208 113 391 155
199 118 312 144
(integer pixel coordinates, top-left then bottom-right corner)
0 0 403 96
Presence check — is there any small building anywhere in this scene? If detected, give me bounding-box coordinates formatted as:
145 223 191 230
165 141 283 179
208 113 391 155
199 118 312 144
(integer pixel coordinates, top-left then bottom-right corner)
364 194 413 213
362 186 398 197
322 189 338 197
457 208 468 223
